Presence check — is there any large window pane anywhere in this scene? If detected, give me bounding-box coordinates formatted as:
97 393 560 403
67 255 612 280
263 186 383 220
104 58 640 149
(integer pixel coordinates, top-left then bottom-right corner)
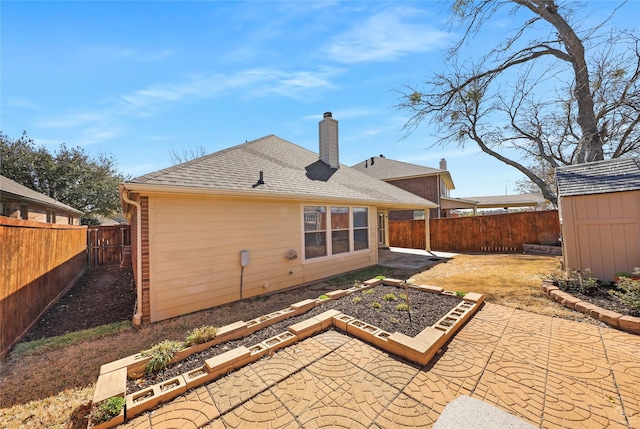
353 208 368 228
354 229 368 251
331 207 349 229
304 206 326 231
305 232 327 258
332 230 350 254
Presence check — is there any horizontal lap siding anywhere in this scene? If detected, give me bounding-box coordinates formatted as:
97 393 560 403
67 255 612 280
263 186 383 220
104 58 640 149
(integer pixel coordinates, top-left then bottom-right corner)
148 196 377 322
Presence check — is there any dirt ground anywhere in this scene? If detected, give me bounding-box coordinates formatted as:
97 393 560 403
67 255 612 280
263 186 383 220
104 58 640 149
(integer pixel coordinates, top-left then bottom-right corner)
23 265 137 341
21 263 426 345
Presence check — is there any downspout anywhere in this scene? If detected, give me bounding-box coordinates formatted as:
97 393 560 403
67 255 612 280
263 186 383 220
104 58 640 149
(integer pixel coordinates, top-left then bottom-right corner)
121 189 143 326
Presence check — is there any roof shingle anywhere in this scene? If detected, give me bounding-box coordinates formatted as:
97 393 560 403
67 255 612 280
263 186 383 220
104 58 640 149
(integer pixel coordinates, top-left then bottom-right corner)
127 135 437 208
556 158 640 197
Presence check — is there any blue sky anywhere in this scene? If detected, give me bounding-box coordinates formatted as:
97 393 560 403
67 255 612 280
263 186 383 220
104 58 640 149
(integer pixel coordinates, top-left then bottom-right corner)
1 1 637 198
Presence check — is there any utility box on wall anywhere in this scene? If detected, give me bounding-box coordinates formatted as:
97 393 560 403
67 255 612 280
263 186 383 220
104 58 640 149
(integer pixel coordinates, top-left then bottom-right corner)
240 250 249 267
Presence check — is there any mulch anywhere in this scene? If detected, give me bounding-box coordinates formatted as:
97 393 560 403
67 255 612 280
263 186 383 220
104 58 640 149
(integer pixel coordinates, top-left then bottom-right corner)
127 285 462 393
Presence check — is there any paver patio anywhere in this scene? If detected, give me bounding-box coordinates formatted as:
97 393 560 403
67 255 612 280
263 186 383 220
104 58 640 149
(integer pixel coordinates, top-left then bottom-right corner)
118 303 640 428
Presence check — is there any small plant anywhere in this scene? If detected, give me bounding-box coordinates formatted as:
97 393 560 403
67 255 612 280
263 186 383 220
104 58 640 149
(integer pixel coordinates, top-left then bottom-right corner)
455 291 466 297
399 294 408 301
184 325 218 347
546 268 599 294
383 293 397 301
142 340 184 374
353 280 363 288
318 294 330 300
371 302 382 310
375 275 386 280
90 396 125 424
362 289 374 295
610 277 640 314
351 296 362 304
396 303 409 311
389 317 399 324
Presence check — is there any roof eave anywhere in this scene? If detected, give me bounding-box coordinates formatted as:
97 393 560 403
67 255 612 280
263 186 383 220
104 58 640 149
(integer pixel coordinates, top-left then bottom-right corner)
119 182 438 210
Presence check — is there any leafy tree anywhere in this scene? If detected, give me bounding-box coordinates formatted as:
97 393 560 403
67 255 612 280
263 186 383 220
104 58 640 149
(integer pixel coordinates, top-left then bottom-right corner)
0 131 128 224
398 0 640 206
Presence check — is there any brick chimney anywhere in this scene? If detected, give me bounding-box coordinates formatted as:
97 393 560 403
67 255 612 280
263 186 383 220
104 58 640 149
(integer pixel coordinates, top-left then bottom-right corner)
440 158 447 170
319 112 339 168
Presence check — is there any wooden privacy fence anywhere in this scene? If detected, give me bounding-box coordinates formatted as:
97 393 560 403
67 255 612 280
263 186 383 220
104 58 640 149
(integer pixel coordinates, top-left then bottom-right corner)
0 217 87 360
87 225 131 266
390 210 561 253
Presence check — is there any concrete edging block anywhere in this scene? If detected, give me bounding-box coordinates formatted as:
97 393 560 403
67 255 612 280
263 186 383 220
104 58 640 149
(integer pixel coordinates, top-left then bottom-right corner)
93 367 127 404
619 315 640 334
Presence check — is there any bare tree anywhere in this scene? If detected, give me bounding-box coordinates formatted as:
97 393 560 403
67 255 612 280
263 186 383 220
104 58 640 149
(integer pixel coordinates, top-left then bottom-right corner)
399 0 640 206
169 145 207 165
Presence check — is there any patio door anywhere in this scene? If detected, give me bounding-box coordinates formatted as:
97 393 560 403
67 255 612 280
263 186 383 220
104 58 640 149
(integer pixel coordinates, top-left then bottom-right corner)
377 212 386 247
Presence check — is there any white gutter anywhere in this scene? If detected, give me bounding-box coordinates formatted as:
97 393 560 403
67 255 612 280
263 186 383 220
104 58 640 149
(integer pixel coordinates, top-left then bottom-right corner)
121 189 143 326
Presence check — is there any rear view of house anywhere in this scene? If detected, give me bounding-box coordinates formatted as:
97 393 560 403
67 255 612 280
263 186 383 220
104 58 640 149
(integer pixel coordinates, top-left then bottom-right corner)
120 113 436 324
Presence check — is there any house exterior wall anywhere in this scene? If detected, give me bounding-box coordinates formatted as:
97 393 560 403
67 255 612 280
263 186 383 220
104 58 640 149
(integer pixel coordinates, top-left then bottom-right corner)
1 198 80 225
139 193 377 322
386 176 441 219
560 190 640 281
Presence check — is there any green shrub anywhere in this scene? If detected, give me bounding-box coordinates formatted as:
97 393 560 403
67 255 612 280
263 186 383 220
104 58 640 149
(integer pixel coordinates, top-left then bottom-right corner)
371 302 382 310
383 293 397 301
318 294 330 300
546 268 599 294
610 277 640 313
142 340 184 374
396 303 409 312
375 275 386 280
362 289 374 295
455 291 466 297
184 325 218 347
399 294 408 301
351 297 362 304
90 396 125 424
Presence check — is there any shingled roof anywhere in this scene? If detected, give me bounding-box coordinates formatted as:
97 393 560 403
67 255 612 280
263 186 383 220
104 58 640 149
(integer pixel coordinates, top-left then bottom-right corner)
556 158 640 197
351 156 455 190
0 174 83 214
125 135 437 209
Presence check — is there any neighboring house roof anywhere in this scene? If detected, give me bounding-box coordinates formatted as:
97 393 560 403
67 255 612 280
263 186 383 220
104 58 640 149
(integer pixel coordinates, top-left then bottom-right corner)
0 174 83 214
556 158 640 197
351 156 455 190
441 194 546 210
123 135 437 209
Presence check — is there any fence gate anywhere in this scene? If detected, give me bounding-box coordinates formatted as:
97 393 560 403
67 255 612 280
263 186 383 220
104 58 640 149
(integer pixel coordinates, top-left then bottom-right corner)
87 225 131 266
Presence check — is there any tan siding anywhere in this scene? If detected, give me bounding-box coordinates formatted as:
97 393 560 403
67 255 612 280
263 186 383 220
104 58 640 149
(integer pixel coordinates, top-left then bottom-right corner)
560 191 640 281
147 195 378 322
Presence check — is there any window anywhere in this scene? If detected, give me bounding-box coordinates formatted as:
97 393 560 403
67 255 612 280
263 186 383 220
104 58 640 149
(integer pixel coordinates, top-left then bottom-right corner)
68 215 73 225
304 206 327 259
46 210 53 223
303 205 369 260
20 205 28 220
413 210 425 220
353 207 369 251
331 207 350 254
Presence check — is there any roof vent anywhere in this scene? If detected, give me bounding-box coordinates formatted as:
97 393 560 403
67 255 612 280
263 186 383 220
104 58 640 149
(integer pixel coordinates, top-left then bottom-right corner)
319 112 339 168
252 171 265 188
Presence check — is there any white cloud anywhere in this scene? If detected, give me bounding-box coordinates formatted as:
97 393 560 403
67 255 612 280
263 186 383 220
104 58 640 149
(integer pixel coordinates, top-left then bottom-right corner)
325 7 450 63
7 96 41 110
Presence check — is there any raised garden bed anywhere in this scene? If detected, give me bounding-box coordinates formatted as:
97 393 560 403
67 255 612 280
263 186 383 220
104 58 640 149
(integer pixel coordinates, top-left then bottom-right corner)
93 279 483 427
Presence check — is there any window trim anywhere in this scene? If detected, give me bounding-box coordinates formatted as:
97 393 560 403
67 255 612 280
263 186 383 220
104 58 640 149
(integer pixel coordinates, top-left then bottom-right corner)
302 204 370 262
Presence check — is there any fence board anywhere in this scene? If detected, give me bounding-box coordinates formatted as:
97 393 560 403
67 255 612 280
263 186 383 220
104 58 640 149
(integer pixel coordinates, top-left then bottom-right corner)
87 225 131 266
389 210 560 253
0 217 87 360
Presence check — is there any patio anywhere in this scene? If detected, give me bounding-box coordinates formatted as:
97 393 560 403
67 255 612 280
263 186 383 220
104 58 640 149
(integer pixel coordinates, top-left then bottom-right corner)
118 302 640 428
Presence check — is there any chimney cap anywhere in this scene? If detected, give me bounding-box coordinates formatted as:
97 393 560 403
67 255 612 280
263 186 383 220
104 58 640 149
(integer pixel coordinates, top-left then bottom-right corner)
323 112 332 118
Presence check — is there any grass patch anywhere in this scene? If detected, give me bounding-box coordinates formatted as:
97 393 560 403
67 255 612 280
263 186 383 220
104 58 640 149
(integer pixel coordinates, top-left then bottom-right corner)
327 265 393 286
11 321 131 357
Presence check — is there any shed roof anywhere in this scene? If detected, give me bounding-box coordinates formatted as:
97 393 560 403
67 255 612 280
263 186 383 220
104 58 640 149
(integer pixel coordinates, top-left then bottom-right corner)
351 156 455 190
124 135 437 209
556 158 640 197
0 174 83 214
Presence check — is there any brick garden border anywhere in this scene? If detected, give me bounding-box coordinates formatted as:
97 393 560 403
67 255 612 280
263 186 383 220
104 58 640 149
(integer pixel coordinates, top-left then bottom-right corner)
90 279 483 428
541 280 640 335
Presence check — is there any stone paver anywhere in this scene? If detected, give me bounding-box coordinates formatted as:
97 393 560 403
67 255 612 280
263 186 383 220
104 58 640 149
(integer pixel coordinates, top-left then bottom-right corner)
116 302 640 429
